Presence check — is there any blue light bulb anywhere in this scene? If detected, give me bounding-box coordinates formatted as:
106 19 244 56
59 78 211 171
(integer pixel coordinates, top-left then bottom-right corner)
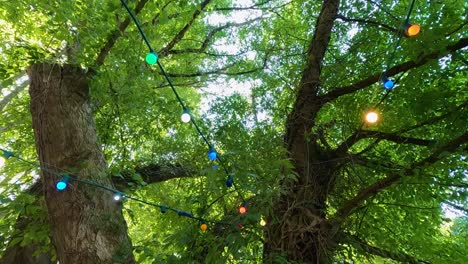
208 147 217 161
383 78 394 89
56 180 68 191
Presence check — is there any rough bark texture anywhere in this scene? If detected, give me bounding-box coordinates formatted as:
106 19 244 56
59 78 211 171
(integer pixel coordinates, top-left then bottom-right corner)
263 0 340 263
27 63 135 264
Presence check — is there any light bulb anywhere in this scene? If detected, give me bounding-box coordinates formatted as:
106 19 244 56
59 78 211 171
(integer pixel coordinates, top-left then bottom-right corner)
200 223 208 231
113 193 123 201
238 206 247 214
260 219 267 226
181 108 191 123
145 52 158 65
56 180 68 191
383 78 394 89
208 147 217 161
404 23 420 37
365 111 378 123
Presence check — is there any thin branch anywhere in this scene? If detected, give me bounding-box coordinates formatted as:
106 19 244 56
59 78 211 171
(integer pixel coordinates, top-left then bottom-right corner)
212 0 273 11
443 201 468 215
319 37 468 103
95 0 150 67
335 14 398 33
158 0 213 56
333 132 468 222
168 17 263 55
333 130 433 158
163 52 269 78
0 81 28 112
342 233 430 263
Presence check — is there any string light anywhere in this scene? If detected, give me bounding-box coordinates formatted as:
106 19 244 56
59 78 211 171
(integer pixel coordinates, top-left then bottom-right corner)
382 77 394 90
238 204 248 215
56 176 69 191
113 192 123 201
119 0 246 207
0 148 232 228
208 147 217 161
145 52 158 65
403 22 420 37
260 219 266 226
225 175 233 188
200 223 208 231
365 111 379 124
2 149 13 159
181 107 191 123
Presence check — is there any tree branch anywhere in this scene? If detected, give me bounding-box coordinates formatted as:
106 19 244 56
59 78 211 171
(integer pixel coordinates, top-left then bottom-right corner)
335 14 398 33
319 37 468 103
333 129 433 158
112 163 195 189
158 0 213 56
342 233 430 263
443 201 468 215
168 17 263 55
163 52 268 78
333 131 468 222
95 0 150 67
0 81 28 112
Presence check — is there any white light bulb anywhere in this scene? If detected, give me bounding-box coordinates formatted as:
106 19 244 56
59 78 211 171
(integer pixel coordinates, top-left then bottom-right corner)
113 193 122 201
365 111 378 123
181 112 191 123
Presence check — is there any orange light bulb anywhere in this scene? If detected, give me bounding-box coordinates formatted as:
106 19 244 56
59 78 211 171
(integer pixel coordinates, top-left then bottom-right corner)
238 206 247 214
405 23 420 37
200 223 208 231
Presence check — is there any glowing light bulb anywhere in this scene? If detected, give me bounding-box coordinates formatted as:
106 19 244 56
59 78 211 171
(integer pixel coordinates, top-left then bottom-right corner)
238 206 247 214
208 147 217 161
113 193 123 201
145 52 158 65
181 108 191 123
56 180 68 191
404 23 420 37
200 223 208 231
260 219 267 226
365 111 379 123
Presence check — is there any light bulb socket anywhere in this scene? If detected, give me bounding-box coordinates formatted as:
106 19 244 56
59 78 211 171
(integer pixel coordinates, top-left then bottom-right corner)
226 175 233 188
1 150 13 159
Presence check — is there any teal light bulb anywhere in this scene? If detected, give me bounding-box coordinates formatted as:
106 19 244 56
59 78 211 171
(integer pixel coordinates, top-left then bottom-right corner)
145 52 158 65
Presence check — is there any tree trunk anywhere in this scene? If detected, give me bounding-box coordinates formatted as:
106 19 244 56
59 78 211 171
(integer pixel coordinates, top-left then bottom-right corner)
263 0 340 262
27 63 135 264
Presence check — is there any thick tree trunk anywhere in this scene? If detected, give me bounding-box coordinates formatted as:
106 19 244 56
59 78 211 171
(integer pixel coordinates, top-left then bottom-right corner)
263 0 340 262
27 63 135 264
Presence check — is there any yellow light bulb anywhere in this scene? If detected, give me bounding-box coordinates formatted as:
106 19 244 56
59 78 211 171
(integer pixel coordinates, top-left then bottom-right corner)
260 219 266 226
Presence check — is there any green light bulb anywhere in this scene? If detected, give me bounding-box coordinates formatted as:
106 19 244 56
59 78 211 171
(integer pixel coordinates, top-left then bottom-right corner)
145 52 158 65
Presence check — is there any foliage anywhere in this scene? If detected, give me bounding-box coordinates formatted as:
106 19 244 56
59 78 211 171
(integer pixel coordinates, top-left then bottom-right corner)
0 0 467 263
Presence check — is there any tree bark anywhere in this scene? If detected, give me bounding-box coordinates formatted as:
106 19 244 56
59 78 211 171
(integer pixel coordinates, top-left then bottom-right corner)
263 0 340 263
27 63 135 264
